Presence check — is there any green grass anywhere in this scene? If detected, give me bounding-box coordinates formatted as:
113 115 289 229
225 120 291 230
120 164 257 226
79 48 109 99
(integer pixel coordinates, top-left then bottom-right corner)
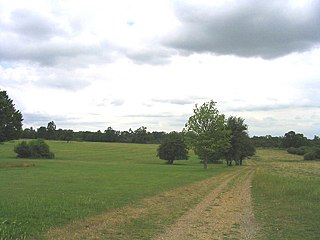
252 149 320 240
0 140 228 240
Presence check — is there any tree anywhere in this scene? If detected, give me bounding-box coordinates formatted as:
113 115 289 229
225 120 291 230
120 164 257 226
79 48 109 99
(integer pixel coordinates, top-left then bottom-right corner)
132 126 150 143
225 116 255 166
281 131 307 148
185 100 230 169
46 121 56 140
157 132 188 164
0 90 23 142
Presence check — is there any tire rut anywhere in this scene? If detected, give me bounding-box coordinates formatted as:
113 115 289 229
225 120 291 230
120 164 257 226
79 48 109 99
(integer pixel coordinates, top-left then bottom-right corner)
153 167 256 240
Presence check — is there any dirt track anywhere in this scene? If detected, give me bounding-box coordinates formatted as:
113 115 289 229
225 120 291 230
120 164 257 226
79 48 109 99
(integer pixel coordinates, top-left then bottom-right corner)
47 165 256 240
154 167 256 240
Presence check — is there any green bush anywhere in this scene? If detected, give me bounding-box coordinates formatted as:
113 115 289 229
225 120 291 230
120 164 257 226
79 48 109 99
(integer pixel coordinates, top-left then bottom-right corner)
14 141 31 158
304 148 320 161
14 139 54 159
287 147 307 155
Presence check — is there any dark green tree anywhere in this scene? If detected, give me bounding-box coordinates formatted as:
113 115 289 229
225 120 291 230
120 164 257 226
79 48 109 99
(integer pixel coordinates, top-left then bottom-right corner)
0 90 23 142
185 100 230 169
157 132 188 164
281 131 307 148
225 116 255 166
132 126 150 143
46 121 56 140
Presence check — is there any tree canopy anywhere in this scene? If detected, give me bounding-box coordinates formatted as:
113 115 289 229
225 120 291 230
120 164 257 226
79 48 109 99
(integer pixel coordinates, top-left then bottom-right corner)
225 116 255 166
157 131 188 164
0 90 23 142
185 100 230 169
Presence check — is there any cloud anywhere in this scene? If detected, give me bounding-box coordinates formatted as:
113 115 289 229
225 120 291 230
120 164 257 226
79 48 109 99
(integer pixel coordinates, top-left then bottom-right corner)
152 96 203 105
125 47 175 65
6 9 66 40
165 0 320 59
111 99 125 106
0 8 117 67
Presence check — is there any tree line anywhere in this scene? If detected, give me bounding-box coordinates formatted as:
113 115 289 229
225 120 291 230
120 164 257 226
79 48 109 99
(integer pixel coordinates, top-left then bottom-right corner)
251 131 320 149
21 123 167 144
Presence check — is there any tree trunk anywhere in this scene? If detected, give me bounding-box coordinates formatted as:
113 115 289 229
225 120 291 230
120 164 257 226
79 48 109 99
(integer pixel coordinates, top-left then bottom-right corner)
204 158 208 169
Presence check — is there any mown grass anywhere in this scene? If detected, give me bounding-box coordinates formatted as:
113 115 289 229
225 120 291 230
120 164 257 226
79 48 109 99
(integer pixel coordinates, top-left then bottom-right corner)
252 149 320 240
0 140 229 240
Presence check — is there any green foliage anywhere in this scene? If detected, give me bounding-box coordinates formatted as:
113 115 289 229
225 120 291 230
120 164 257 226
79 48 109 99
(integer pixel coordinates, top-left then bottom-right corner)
281 131 308 148
304 148 320 160
251 135 282 148
225 116 255 166
14 139 55 159
287 146 309 155
157 131 188 164
185 100 230 169
0 90 23 142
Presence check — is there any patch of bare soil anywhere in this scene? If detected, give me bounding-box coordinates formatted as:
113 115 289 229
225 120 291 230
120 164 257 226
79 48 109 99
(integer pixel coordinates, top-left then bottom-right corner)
154 167 257 240
46 166 256 240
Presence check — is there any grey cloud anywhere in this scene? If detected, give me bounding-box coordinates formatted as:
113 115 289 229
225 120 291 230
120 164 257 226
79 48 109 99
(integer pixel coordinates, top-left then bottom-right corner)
7 9 66 40
0 9 116 67
111 99 125 106
125 47 175 65
166 0 320 59
0 38 112 67
38 77 89 91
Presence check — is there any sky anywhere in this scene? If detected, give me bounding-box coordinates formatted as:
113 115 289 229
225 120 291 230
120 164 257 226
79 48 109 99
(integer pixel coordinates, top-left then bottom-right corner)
0 0 320 138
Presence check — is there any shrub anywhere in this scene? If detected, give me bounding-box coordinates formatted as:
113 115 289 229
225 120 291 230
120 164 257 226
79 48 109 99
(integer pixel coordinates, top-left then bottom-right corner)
287 147 307 155
304 148 320 161
14 139 54 159
14 141 31 158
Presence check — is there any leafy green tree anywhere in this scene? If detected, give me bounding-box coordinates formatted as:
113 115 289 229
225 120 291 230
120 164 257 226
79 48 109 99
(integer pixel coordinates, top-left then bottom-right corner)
0 90 23 142
157 131 188 164
281 131 307 148
185 100 230 169
46 121 56 140
36 126 47 139
132 126 150 143
225 116 255 166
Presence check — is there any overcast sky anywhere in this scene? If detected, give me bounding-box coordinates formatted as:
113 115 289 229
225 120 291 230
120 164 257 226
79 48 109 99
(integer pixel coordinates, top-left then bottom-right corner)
1 0 320 137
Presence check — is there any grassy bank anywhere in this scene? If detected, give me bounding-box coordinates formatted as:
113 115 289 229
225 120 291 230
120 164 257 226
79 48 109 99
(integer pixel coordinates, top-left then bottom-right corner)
252 149 320 239
0 140 228 239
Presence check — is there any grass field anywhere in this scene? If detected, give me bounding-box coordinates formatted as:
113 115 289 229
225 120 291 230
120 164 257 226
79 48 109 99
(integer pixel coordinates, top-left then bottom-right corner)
1 141 319 239
252 149 320 239
0 140 229 239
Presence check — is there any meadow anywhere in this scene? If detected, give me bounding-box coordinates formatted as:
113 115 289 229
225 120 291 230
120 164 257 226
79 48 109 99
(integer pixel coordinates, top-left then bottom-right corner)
0 140 228 239
252 149 320 239
1 141 319 239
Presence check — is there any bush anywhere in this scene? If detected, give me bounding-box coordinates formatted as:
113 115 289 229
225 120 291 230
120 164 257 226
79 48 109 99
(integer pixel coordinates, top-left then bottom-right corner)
287 147 308 155
304 148 320 161
14 139 54 159
14 141 31 158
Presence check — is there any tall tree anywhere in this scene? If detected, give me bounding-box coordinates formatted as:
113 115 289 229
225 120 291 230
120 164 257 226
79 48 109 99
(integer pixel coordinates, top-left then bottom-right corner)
46 121 56 140
185 100 230 169
281 131 307 148
0 90 23 142
225 116 255 166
